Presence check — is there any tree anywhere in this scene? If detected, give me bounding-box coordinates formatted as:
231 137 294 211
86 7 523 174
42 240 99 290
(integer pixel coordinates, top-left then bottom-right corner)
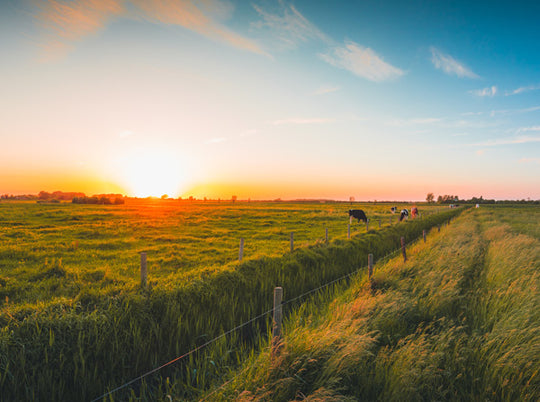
426 192 434 203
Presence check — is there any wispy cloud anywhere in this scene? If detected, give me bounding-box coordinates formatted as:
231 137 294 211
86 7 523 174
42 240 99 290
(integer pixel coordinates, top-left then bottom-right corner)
252 0 329 49
469 135 540 147
505 84 540 96
320 41 404 82
272 117 334 125
387 117 442 126
205 137 227 144
517 126 540 134
430 47 479 78
131 0 268 56
519 157 540 165
312 85 340 96
35 0 268 60
489 105 540 117
469 86 497 97
36 0 124 59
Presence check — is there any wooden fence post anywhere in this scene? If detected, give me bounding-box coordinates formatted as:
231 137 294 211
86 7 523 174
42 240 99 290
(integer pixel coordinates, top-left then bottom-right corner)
423 230 426 243
401 237 407 262
272 287 283 356
366 219 369 232
348 223 351 239
325 227 328 244
140 252 147 288
368 253 374 279
239 238 244 261
379 218 381 229
290 232 294 252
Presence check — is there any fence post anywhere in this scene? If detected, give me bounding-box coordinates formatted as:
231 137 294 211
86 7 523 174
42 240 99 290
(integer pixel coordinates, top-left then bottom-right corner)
368 253 374 279
423 230 426 243
379 218 381 229
325 227 328 244
140 252 147 288
290 232 294 252
272 287 283 356
389 216 392 226
348 223 351 239
366 219 369 232
401 237 407 262
239 238 244 261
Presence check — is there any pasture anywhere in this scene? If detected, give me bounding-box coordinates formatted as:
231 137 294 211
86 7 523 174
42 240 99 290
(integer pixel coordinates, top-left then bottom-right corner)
0 199 438 307
205 205 540 401
0 200 461 400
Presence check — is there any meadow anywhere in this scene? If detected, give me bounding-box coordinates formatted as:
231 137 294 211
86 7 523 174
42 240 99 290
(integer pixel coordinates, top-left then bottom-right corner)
204 206 540 402
0 200 460 400
0 199 442 306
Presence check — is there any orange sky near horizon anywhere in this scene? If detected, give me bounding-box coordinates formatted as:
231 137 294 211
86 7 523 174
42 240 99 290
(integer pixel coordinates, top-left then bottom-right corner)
1 1 539 202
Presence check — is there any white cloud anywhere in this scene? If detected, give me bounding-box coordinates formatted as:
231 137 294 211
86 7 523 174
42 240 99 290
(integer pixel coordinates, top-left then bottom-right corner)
470 135 540 147
272 117 334 125
205 137 227 144
386 117 442 126
517 126 540 134
430 47 479 78
320 41 405 82
505 84 540 96
36 0 268 60
470 86 497 97
312 85 340 95
252 1 329 49
519 157 540 165
489 106 540 117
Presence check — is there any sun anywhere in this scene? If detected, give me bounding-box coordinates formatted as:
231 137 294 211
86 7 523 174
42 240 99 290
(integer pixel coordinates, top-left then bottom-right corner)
116 147 188 198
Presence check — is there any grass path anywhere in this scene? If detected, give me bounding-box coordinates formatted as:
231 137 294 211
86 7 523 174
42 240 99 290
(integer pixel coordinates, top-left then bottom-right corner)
204 207 539 401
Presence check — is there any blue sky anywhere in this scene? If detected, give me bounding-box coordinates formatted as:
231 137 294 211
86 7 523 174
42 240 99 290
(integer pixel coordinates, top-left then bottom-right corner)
1 0 539 200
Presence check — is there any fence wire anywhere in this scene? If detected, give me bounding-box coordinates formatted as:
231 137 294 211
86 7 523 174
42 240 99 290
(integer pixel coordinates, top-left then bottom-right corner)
93 219 451 401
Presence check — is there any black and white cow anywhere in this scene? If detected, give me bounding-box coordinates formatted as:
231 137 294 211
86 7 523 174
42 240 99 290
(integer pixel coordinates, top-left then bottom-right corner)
399 209 409 222
349 209 368 223
391 206 397 214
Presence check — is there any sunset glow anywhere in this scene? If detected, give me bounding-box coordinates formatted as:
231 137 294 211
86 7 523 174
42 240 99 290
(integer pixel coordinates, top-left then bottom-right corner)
1 0 539 200
114 148 188 198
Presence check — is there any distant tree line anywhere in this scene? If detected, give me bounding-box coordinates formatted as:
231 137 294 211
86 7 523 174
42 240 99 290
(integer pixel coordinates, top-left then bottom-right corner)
72 195 125 205
426 193 539 205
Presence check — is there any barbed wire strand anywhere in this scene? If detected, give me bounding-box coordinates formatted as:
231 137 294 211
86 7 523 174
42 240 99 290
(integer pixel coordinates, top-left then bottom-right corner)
92 219 450 401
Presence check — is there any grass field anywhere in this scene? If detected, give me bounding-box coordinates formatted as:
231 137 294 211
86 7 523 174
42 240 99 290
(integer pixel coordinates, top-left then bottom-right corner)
0 199 442 307
203 206 539 402
0 200 463 400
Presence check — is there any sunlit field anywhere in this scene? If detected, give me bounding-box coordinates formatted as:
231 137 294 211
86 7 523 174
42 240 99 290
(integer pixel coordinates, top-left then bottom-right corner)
0 199 458 400
0 199 442 306
206 206 540 402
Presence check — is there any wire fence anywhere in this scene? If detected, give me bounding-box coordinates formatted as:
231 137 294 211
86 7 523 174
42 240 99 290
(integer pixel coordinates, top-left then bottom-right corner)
92 224 442 402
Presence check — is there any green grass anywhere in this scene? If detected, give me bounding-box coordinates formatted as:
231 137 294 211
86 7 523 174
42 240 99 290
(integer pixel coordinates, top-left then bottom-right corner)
0 200 443 307
205 206 539 402
0 200 458 400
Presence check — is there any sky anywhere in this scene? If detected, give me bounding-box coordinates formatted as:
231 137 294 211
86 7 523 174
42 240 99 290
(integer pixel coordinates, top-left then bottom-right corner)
1 0 539 201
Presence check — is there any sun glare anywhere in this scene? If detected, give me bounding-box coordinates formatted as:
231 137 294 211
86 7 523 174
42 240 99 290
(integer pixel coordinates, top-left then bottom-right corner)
116 148 188 198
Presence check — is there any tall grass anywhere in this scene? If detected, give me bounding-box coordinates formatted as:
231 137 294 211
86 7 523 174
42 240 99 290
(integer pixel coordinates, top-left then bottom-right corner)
208 206 539 401
0 203 460 400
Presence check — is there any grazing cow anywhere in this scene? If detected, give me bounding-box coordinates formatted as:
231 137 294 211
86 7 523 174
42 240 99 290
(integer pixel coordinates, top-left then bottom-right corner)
349 209 368 223
399 209 409 222
391 206 397 214
411 207 418 218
